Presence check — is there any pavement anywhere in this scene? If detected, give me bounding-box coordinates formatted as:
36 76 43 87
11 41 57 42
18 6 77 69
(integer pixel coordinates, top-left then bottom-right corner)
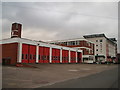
41 67 118 88
2 64 118 88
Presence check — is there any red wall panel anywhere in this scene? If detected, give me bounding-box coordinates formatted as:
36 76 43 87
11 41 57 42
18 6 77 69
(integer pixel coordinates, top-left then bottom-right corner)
2 43 18 65
22 44 29 63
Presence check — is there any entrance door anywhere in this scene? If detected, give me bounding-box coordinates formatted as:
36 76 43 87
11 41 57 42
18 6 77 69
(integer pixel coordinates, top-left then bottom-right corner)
2 58 11 65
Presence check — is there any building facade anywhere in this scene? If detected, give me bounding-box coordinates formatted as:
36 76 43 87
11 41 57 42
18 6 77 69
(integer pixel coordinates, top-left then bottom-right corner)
1 38 82 65
1 23 82 65
49 38 95 63
83 34 117 63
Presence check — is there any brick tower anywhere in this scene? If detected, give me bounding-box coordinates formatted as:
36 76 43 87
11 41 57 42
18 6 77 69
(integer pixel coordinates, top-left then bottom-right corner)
11 23 22 38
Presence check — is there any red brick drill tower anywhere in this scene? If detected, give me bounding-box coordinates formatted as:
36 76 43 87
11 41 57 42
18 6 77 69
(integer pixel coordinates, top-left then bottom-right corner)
11 23 22 38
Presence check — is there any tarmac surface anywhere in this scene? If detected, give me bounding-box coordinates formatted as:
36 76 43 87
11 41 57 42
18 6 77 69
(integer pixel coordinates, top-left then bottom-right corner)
41 67 118 88
2 64 118 88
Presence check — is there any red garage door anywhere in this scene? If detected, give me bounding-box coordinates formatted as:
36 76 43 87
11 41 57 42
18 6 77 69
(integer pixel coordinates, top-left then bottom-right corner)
62 50 65 63
43 47 50 63
39 46 43 63
29 45 36 63
65 50 69 63
22 44 29 63
52 48 56 63
62 50 69 63
52 48 60 63
71 51 76 63
55 49 60 63
77 52 82 63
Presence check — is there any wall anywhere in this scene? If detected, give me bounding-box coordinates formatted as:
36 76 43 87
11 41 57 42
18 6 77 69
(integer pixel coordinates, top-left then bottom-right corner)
107 40 117 58
2 43 18 65
85 37 106 56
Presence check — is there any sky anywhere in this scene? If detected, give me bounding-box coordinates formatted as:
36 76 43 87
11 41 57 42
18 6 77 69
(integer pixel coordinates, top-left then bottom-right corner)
2 2 118 42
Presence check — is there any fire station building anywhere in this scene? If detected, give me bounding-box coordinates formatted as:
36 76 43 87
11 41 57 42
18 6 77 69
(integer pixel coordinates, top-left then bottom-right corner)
0 23 82 65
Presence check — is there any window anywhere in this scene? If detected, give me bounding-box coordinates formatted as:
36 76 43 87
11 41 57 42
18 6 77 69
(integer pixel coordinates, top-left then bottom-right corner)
54 56 57 60
63 57 64 60
64 42 67 45
53 56 55 60
22 54 24 59
76 41 80 45
16 24 18 29
44 56 46 60
47 56 49 60
39 55 40 60
68 41 75 46
96 49 98 51
26 54 28 59
86 42 89 46
96 40 98 42
53 56 56 60
58 56 60 60
33 55 36 59
45 56 48 60
96 45 98 46
30 54 32 60
100 39 102 42
70 41 75 45
71 57 73 60
83 50 85 55
67 57 69 60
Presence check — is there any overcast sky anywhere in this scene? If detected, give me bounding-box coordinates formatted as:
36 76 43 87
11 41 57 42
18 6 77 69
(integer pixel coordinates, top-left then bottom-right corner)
2 2 118 42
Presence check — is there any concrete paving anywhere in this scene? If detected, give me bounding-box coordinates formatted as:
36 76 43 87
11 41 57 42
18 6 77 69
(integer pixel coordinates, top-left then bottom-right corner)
2 64 118 88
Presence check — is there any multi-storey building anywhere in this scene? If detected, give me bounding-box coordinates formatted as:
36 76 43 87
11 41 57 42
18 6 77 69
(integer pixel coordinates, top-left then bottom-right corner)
83 34 117 63
49 38 95 63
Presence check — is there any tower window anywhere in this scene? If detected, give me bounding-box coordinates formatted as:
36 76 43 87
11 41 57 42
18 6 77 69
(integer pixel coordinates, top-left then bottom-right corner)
100 39 102 42
16 24 18 29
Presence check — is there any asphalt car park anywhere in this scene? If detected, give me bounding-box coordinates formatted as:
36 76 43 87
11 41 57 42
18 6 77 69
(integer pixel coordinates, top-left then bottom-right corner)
2 64 118 88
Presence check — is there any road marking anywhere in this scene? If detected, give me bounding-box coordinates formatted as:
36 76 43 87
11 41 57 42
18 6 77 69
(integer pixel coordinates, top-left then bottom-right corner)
81 68 91 70
68 69 78 72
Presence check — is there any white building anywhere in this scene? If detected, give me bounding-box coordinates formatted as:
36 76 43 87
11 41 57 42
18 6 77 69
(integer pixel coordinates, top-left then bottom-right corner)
83 34 117 63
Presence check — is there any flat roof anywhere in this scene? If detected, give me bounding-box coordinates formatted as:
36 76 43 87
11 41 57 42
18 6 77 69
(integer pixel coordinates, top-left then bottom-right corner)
83 33 117 44
0 38 82 52
48 38 94 44
83 33 106 38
